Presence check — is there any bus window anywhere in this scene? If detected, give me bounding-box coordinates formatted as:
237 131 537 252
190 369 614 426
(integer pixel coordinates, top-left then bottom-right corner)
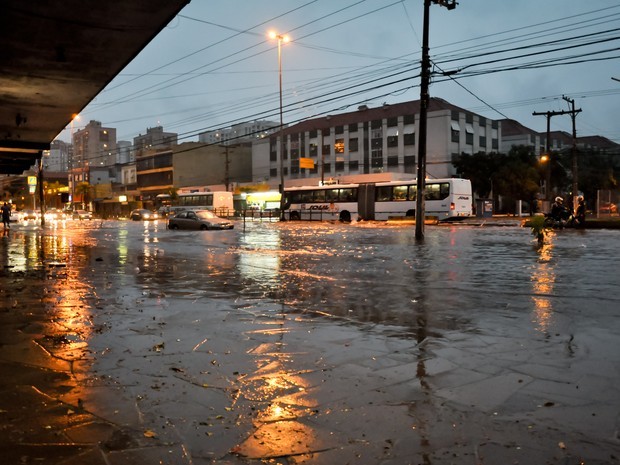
314 190 326 202
323 189 337 202
425 183 449 200
408 185 417 201
376 186 392 202
340 188 356 202
299 190 314 203
393 185 407 201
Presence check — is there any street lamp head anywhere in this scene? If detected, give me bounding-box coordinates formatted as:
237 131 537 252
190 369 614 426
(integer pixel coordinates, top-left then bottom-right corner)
268 30 290 42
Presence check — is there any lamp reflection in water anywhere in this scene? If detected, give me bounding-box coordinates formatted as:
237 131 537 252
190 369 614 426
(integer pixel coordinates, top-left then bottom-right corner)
231 326 325 459
531 239 556 332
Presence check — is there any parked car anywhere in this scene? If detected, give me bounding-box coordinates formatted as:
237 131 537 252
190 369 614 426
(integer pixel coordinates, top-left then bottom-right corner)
73 209 92 220
130 209 159 221
167 210 234 230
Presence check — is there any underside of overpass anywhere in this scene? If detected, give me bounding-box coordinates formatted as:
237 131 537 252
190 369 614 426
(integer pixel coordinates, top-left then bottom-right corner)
0 0 190 175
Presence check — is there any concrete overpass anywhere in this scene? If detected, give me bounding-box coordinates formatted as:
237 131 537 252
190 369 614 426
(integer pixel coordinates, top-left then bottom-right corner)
0 0 190 175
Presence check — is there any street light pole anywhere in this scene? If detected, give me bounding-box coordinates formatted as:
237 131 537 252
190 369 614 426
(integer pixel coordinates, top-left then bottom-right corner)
269 31 289 220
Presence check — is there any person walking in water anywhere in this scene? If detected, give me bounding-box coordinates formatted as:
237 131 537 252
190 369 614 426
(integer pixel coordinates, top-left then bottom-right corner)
1 202 11 231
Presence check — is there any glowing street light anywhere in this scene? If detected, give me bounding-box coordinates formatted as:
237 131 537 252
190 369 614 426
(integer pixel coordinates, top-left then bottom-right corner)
268 30 290 220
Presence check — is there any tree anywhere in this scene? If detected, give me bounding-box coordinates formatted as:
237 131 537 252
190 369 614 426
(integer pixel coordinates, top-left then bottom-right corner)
452 151 501 198
453 146 543 214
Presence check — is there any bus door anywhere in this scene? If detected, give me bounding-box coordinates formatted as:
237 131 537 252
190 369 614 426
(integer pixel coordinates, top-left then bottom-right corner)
357 183 375 220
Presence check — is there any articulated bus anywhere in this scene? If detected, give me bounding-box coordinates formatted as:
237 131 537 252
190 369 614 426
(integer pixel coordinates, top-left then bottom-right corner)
166 191 234 217
282 178 473 222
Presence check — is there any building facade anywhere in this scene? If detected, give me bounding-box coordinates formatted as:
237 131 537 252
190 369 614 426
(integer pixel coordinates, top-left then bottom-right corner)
500 119 543 155
45 140 70 172
133 126 178 158
136 141 253 201
253 98 501 187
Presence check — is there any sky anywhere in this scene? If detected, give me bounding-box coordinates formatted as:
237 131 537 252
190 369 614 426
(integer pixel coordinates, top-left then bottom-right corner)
57 0 620 145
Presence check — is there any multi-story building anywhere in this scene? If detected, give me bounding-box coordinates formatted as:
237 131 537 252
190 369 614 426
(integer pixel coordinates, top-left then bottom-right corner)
70 120 117 205
136 142 253 202
252 97 501 186
500 119 543 155
133 126 178 159
44 140 70 172
116 141 133 164
199 120 280 146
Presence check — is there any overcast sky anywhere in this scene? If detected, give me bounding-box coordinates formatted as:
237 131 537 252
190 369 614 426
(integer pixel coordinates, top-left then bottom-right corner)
58 0 620 145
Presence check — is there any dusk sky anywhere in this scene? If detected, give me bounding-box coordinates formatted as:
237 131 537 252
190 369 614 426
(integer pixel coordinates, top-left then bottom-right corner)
58 0 620 145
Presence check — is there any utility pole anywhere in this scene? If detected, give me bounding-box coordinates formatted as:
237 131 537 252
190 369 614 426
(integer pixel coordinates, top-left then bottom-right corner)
532 109 570 201
221 144 231 191
415 0 457 240
562 95 582 211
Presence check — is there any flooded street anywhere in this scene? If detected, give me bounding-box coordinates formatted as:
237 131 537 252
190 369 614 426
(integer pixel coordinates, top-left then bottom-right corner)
0 219 619 464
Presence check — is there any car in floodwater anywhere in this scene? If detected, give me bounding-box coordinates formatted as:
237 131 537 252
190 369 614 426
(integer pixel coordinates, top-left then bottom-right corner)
167 209 234 230
73 209 93 220
130 209 159 221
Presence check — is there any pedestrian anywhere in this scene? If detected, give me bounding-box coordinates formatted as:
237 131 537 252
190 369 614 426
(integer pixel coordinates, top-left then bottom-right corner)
575 196 586 227
1 202 11 230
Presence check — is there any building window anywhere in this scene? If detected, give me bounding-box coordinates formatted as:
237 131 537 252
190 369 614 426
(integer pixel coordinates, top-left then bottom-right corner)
322 144 330 155
465 113 473 124
335 160 345 171
291 166 299 175
349 160 359 171
323 163 331 174
404 114 415 124
309 129 317 138
387 135 398 147
387 117 398 127
270 152 277 162
270 168 277 178
387 156 399 167
403 133 415 145
371 119 382 129
290 148 299 159
479 136 487 147
451 110 460 121
466 132 474 145
335 125 344 134
349 123 358 133
371 155 383 168
451 121 460 143
321 127 330 136
349 138 359 152
334 138 344 153
404 155 415 173
492 138 499 149
309 143 318 157
479 116 486 126
371 137 382 150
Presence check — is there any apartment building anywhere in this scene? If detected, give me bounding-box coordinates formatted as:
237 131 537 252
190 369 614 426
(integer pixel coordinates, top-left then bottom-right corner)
252 97 501 186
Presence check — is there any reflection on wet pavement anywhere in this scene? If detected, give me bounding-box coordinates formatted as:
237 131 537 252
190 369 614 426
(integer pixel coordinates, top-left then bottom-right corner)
0 220 619 464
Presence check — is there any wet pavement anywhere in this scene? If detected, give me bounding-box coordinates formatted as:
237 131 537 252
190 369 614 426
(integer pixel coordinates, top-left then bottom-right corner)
0 219 619 464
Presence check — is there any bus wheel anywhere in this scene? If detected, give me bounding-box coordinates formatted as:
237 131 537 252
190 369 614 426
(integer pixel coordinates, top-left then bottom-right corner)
290 211 301 221
406 209 415 217
339 211 351 223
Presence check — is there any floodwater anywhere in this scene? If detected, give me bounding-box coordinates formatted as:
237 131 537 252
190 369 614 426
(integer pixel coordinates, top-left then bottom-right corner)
1 219 619 464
